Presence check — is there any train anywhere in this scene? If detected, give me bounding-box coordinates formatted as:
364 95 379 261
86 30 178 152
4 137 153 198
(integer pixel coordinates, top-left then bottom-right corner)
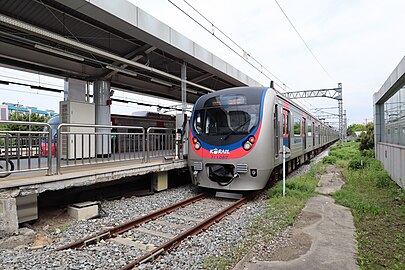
41 111 175 156
188 86 339 191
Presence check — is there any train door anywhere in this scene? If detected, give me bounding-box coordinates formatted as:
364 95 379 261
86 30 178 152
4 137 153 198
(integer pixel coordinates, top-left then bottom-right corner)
302 117 306 149
318 124 321 145
282 109 290 148
274 104 280 158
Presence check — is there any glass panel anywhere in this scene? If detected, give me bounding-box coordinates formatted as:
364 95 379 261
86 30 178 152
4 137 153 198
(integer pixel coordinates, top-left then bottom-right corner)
383 85 405 145
200 105 259 136
293 117 301 136
204 95 247 107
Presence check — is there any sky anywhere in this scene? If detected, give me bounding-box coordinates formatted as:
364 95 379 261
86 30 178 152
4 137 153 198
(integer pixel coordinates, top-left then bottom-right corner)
1 0 405 125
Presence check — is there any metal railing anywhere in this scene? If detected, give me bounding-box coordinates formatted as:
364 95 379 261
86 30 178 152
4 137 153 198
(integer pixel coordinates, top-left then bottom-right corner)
146 127 176 162
0 120 52 175
0 121 177 177
56 123 145 174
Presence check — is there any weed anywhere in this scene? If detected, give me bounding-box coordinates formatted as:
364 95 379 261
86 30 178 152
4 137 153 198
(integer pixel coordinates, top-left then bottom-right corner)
335 159 348 168
203 164 323 269
322 155 337 164
331 142 405 269
348 157 367 170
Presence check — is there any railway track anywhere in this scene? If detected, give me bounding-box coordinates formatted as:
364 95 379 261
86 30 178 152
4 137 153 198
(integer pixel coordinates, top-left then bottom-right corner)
56 193 250 269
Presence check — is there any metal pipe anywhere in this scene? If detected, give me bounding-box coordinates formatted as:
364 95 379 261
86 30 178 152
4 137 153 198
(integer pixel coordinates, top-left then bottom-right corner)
57 125 62 174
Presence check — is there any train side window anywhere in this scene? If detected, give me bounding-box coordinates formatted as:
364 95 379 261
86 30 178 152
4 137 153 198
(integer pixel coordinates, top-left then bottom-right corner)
274 105 279 157
311 122 315 146
307 122 312 137
402 127 405 134
293 117 301 136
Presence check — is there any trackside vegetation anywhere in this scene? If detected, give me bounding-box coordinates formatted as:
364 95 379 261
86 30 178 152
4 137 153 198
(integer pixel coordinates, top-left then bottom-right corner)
325 141 405 269
204 141 404 269
204 164 324 269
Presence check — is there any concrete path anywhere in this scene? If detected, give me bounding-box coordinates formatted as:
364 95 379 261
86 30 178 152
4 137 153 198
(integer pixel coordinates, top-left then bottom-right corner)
236 166 358 270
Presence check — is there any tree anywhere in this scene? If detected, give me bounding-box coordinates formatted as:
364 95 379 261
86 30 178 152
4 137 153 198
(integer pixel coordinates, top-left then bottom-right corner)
359 122 374 150
347 123 365 136
0 112 50 131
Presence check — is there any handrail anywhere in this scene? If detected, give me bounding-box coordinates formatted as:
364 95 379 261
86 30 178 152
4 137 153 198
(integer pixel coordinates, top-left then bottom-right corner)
0 121 177 177
0 120 52 175
56 123 145 174
146 127 175 162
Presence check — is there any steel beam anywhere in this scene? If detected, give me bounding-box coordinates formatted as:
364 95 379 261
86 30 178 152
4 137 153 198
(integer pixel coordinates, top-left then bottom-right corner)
282 83 344 145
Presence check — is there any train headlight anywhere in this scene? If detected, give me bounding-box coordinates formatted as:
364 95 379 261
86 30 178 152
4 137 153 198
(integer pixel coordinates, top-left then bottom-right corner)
243 136 255 151
192 137 201 150
243 141 252 151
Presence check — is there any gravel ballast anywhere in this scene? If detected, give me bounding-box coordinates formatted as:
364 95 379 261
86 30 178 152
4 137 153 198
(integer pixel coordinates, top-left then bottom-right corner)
0 150 329 269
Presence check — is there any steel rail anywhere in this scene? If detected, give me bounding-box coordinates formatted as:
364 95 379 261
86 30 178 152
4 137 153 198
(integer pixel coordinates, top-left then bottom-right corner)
120 195 250 270
55 193 206 251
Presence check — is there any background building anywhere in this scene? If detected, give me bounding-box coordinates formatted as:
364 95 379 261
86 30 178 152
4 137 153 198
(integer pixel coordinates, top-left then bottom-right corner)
374 56 405 189
0 102 56 120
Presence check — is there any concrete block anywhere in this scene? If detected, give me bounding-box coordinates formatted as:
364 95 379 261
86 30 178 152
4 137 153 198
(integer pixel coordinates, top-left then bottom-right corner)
153 172 168 192
68 201 99 220
16 194 38 223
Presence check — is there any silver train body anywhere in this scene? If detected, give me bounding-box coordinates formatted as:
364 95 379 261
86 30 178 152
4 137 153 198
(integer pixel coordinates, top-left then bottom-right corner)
188 87 338 191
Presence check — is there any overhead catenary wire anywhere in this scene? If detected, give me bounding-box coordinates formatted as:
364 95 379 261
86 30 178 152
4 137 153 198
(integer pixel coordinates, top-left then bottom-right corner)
168 0 286 89
274 0 334 82
168 0 316 110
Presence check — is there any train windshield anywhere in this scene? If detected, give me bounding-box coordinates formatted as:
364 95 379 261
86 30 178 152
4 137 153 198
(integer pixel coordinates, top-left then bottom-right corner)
193 105 259 136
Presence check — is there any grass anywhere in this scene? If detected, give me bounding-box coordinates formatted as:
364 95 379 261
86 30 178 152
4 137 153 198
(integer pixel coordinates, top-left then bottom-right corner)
331 142 405 269
204 141 405 269
203 164 322 269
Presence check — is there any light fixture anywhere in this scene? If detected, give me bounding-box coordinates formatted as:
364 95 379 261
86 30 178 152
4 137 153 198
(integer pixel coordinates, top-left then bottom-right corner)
150 78 172 87
34 44 85 62
106 65 138 77
186 89 199 95
30 85 63 93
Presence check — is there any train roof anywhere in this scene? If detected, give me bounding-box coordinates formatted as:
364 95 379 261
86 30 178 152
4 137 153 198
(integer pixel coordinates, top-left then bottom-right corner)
193 86 337 130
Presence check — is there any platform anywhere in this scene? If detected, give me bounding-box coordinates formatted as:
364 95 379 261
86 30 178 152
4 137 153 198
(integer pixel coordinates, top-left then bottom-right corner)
0 159 187 195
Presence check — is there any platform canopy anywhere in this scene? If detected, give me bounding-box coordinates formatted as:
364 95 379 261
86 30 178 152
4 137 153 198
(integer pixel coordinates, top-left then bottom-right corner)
0 0 261 103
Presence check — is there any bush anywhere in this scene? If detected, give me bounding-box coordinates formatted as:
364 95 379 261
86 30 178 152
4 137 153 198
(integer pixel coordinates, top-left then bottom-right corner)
322 155 337 164
360 149 375 158
348 157 367 170
359 123 374 151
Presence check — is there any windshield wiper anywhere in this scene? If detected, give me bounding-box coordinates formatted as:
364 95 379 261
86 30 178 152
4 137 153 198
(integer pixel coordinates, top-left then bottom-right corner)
223 119 252 140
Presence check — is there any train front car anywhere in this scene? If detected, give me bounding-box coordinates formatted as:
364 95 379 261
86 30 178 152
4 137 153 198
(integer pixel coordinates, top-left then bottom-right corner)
188 87 276 191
